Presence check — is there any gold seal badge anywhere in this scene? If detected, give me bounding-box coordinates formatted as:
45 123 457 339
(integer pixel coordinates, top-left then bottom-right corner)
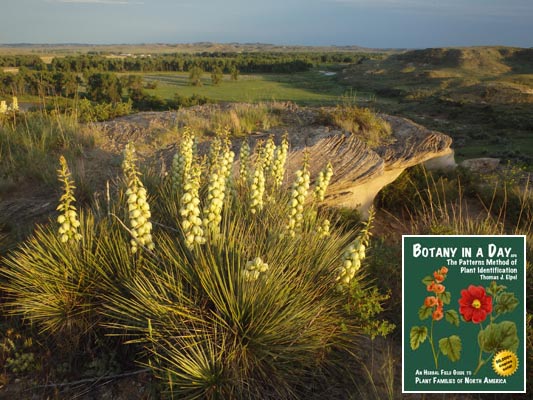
492 350 519 377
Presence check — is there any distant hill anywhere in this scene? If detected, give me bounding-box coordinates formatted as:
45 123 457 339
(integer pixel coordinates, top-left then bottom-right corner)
0 42 390 56
340 46 533 163
342 46 533 104
394 47 533 74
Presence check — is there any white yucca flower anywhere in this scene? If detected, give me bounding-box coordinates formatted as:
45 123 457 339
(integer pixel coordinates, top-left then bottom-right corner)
286 163 310 237
56 156 82 243
261 135 276 176
172 128 195 195
335 239 363 291
222 140 235 195
243 256 269 281
335 210 373 291
270 134 289 188
203 142 234 235
180 163 205 249
317 218 331 238
123 143 154 254
314 162 333 202
0 100 7 114
239 140 251 184
249 163 265 214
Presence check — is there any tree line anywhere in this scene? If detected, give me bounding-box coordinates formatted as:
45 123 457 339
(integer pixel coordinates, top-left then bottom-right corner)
0 52 372 74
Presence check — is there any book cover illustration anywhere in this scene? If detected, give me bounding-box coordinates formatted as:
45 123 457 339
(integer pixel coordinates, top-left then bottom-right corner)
402 235 526 393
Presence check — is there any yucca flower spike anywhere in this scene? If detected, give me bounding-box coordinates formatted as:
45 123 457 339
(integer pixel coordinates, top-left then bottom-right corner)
180 162 205 248
317 218 331 238
262 135 276 176
56 156 82 243
123 143 155 254
172 128 195 195
315 162 333 202
270 133 289 188
249 162 265 214
239 139 251 184
286 157 310 237
335 210 373 291
203 142 233 235
11 96 19 112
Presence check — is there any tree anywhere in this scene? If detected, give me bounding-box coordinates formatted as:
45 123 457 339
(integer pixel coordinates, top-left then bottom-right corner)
121 74 144 92
53 72 78 98
230 65 239 81
87 73 122 103
189 66 203 87
211 66 223 86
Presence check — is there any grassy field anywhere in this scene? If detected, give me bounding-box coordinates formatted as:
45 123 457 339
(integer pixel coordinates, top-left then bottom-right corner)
136 69 356 106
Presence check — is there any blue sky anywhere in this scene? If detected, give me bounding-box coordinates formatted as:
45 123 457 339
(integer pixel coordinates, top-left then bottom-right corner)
1 0 532 48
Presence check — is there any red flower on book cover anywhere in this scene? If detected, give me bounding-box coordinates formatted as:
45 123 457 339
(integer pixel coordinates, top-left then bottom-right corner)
458 285 492 324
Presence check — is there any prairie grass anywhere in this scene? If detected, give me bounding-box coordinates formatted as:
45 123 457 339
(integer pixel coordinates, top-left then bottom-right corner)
317 105 392 147
175 103 282 137
0 111 99 186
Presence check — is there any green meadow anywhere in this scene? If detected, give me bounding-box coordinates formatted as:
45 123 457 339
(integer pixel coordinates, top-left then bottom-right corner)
138 69 352 105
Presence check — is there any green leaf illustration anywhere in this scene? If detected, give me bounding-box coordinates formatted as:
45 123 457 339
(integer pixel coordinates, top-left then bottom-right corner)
486 281 506 297
422 275 434 286
439 335 462 362
478 321 519 353
439 291 451 305
445 310 460 327
494 292 519 315
418 305 432 320
410 326 428 350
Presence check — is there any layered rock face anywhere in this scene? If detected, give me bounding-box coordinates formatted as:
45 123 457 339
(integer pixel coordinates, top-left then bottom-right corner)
284 115 454 215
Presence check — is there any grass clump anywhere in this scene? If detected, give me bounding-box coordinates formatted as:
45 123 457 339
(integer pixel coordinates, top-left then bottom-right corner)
178 103 282 137
0 111 97 186
0 130 394 398
318 105 392 147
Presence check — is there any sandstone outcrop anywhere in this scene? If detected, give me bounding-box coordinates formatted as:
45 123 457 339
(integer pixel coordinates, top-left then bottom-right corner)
283 114 454 215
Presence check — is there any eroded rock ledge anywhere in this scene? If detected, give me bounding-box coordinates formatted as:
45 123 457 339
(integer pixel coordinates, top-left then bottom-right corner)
284 114 454 215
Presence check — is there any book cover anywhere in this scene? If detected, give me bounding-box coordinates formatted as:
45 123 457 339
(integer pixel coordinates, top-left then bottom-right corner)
402 235 526 393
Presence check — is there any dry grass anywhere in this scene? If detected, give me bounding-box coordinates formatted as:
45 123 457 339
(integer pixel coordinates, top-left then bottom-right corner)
176 103 282 137
318 105 392 147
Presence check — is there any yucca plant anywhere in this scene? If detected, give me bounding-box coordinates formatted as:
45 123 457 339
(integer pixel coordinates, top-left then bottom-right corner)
1 212 99 345
1 128 394 397
103 133 394 398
